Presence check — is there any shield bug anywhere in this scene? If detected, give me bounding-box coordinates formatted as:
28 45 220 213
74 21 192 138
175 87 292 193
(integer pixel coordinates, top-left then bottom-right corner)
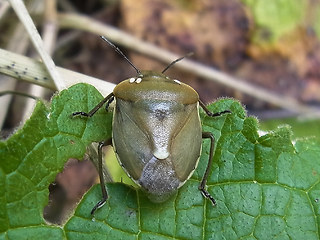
73 36 231 214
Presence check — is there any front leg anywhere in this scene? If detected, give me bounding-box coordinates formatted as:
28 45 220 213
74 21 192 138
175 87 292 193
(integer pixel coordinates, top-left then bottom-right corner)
72 92 114 117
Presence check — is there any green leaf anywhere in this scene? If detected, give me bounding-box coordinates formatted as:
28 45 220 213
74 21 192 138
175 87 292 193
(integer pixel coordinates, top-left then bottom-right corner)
0 83 112 238
1 83 320 239
241 0 307 43
260 117 320 143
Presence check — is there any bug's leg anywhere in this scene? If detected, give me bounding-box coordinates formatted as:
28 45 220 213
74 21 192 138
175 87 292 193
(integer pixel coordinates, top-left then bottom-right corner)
199 132 216 206
91 139 112 215
72 92 114 117
105 95 114 112
199 99 231 117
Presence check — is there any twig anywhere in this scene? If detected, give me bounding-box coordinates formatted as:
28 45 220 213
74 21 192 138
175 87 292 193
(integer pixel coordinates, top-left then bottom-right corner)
57 13 319 115
0 90 39 100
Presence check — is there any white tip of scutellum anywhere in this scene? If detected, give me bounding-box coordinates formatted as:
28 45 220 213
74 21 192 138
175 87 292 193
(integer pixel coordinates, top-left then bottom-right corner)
153 148 169 160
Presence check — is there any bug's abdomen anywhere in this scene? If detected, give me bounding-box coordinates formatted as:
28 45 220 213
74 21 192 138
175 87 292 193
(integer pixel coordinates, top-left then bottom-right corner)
112 98 202 202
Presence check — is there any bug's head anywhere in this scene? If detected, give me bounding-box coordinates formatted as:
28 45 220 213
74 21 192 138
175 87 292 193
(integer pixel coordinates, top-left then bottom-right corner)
113 70 199 104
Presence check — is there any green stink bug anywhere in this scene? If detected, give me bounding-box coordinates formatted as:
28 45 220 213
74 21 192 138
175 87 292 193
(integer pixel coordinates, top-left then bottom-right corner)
73 36 230 214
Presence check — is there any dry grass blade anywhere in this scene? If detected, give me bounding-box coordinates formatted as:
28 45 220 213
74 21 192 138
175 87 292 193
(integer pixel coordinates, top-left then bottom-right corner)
0 48 115 96
8 0 65 90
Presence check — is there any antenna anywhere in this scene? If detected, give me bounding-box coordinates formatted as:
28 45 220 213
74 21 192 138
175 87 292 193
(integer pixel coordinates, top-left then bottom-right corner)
100 36 141 75
162 52 194 74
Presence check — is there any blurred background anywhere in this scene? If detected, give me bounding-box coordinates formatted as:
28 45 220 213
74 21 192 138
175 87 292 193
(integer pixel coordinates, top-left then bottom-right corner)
1 0 320 224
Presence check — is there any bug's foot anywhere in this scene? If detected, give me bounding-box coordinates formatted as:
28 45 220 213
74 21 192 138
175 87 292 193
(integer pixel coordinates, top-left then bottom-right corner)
71 111 90 118
199 188 216 206
207 110 231 118
90 197 107 215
